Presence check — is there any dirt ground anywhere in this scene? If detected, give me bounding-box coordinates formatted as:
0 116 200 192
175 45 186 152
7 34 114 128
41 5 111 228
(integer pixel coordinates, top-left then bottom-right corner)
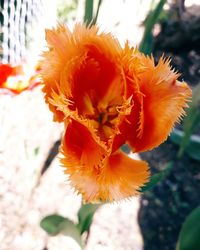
139 139 200 250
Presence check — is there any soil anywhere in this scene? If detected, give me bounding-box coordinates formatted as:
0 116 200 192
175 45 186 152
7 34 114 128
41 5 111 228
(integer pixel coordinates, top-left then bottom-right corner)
153 5 200 87
138 4 200 250
139 140 200 250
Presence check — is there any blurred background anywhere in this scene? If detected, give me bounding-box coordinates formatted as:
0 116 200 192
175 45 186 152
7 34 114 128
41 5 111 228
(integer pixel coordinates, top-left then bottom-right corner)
0 0 200 250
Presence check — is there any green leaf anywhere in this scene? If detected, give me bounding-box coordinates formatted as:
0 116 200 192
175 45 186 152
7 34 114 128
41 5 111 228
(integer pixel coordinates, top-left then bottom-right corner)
170 128 185 145
84 0 93 26
40 214 66 236
141 161 173 192
59 219 83 248
176 206 200 250
40 214 83 248
192 82 200 107
179 107 200 157
139 0 167 54
91 0 102 25
77 203 100 234
170 128 200 161
178 83 200 157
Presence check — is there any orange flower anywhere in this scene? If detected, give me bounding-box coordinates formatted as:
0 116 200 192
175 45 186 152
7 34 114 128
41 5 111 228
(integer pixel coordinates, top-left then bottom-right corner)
0 63 40 95
41 24 191 202
0 64 17 86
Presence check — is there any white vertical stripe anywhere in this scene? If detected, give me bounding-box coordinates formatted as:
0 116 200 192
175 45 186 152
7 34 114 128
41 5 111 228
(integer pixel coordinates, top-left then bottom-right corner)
2 0 9 62
15 0 22 64
19 0 27 61
8 0 15 63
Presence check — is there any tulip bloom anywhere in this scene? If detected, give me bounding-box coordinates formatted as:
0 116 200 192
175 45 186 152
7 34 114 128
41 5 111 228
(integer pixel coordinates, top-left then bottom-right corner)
41 24 191 202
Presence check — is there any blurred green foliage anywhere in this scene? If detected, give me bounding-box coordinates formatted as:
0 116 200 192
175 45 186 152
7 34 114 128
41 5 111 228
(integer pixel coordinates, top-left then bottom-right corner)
84 0 103 26
141 162 173 192
170 83 200 161
57 0 78 23
176 206 200 250
178 83 200 158
170 128 200 161
139 0 167 55
77 203 100 234
84 0 94 26
40 203 100 249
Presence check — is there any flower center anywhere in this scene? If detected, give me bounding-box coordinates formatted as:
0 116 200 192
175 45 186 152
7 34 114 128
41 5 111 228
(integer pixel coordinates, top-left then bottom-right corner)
81 93 132 140
94 106 120 139
98 109 118 124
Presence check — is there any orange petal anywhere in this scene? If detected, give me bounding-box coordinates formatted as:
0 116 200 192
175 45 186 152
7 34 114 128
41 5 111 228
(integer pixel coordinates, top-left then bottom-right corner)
61 119 106 170
125 56 192 152
60 119 108 201
41 23 124 121
85 151 149 202
61 124 149 202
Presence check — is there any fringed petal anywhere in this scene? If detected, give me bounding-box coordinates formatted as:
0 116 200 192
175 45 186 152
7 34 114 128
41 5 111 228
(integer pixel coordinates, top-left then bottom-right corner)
41 23 123 122
61 145 149 202
126 56 192 152
61 119 107 168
